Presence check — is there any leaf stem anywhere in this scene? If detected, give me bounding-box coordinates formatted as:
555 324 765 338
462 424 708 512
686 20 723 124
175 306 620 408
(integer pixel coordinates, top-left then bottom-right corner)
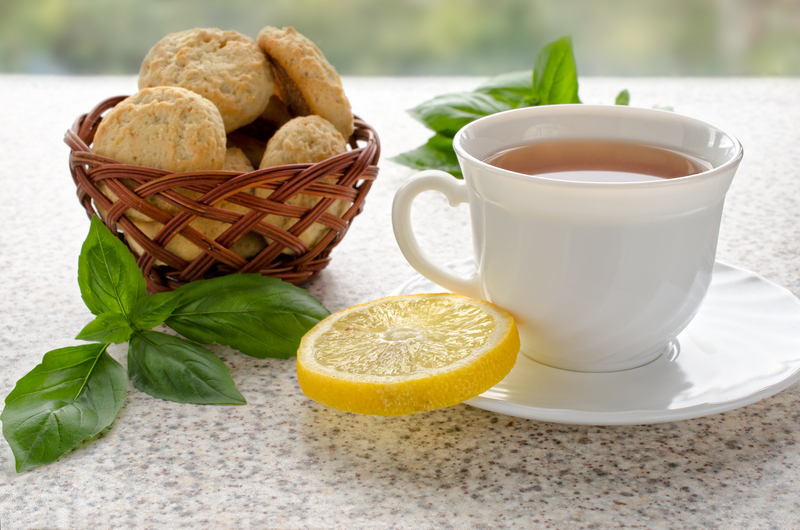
71 343 109 404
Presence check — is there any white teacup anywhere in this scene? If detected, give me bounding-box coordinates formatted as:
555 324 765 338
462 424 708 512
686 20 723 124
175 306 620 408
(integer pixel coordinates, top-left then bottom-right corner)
392 105 743 372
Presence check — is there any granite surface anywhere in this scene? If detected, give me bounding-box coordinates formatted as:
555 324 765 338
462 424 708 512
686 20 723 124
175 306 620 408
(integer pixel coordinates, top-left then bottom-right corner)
1 75 799 529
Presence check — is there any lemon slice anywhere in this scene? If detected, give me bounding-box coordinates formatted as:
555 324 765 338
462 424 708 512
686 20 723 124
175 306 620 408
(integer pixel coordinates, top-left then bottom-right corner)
296 293 520 416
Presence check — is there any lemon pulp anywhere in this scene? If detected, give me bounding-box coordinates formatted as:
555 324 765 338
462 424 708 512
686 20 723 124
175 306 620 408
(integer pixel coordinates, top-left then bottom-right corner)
314 296 498 375
297 293 520 416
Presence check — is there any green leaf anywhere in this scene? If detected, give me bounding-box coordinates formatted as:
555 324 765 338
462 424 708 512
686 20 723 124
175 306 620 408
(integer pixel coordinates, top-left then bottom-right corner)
129 291 182 331
75 313 133 344
166 274 330 359
1 343 126 472
128 331 245 405
407 92 512 138
78 215 145 317
615 89 630 106
389 134 463 178
474 70 537 107
533 36 581 105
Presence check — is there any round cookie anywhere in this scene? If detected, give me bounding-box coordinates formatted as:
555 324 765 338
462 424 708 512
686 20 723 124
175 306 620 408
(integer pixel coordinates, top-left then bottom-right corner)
126 215 230 265
139 28 275 132
125 193 267 265
127 148 266 263
92 80 264 266
222 146 255 173
258 115 347 168
255 116 349 254
221 147 269 255
260 94 294 129
126 213 266 264
93 86 226 223
132 147 252 220
229 230 267 259
256 26 354 139
94 86 226 172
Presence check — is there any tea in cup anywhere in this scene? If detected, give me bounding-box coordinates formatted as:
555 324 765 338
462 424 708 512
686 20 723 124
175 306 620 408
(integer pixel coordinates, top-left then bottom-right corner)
392 105 743 372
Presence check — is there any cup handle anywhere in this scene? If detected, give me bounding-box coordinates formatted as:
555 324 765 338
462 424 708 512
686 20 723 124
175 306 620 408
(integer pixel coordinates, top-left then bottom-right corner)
392 170 483 299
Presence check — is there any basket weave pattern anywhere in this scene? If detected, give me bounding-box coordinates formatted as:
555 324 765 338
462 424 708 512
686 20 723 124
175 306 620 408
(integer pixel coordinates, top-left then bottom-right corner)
66 96 380 292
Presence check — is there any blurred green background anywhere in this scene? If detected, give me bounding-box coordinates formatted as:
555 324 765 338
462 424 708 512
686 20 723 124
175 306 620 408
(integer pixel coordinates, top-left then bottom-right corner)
1 0 798 76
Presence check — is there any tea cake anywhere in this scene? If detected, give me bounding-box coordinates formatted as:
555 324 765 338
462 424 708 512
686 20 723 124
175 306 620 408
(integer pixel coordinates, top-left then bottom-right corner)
139 28 275 132
256 26 354 139
256 116 349 253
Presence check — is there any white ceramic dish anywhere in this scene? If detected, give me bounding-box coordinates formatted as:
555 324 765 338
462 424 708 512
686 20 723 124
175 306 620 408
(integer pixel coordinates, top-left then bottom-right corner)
391 258 800 425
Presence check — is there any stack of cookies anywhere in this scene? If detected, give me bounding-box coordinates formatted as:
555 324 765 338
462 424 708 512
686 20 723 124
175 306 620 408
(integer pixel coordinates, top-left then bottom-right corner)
92 26 355 265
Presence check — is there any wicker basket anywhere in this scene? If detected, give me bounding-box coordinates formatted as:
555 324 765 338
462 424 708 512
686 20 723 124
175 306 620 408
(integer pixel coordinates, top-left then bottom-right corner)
65 96 380 293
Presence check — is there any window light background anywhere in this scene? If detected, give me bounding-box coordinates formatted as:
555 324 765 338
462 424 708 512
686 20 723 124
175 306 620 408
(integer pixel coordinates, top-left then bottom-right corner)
0 0 798 76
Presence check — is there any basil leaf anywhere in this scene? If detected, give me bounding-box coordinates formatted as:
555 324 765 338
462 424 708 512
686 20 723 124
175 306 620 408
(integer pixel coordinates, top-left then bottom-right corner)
408 92 512 138
128 331 245 405
533 36 581 105
129 291 182 331
616 89 630 106
475 70 537 107
75 313 133 344
1 343 126 472
166 274 329 359
389 134 463 178
78 215 145 317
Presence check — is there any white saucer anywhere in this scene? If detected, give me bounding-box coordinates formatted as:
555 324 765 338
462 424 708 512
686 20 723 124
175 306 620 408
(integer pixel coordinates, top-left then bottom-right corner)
391 259 800 425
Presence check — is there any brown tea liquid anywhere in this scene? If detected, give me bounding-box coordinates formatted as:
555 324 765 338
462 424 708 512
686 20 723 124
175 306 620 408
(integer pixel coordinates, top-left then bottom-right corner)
483 139 711 182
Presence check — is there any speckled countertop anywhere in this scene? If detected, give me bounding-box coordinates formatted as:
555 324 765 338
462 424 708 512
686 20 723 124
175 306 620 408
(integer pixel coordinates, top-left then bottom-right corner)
1 76 799 529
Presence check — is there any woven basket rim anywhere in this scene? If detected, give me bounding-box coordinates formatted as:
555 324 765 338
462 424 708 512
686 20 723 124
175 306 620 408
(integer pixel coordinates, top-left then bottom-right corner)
65 95 381 292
